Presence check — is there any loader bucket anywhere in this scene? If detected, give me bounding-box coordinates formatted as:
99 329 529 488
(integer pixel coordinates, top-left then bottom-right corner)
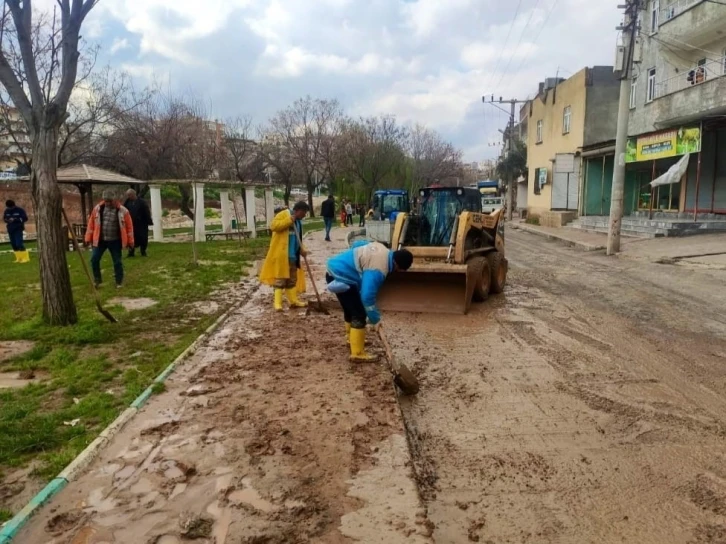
377 263 474 315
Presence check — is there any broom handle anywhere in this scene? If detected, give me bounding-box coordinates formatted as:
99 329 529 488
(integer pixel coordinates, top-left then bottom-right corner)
61 207 103 305
293 226 324 306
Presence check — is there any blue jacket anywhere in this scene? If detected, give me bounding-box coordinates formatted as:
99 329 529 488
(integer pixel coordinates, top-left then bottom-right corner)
4 206 27 233
326 241 393 325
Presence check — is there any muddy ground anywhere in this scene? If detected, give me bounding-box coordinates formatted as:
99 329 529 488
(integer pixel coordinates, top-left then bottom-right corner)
388 229 726 543
14 226 726 543
15 229 428 544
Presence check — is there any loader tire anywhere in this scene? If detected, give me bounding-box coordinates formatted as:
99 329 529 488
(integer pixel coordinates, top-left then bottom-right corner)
487 251 507 294
471 257 491 303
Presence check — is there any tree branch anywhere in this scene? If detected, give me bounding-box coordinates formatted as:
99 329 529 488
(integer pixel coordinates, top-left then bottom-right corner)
6 0 44 109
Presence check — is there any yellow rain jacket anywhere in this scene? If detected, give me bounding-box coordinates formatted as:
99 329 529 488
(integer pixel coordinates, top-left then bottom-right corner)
259 209 306 293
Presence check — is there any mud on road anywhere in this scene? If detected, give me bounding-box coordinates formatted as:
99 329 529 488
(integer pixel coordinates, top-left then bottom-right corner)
16 230 430 544
387 228 726 543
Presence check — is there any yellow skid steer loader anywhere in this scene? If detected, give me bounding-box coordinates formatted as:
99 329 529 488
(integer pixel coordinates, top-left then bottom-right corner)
377 186 507 315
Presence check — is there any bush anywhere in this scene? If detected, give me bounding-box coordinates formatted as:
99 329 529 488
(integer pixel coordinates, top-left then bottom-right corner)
525 216 540 226
204 208 220 219
162 209 170 217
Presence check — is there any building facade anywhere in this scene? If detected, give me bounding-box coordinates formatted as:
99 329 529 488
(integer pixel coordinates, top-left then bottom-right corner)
526 67 620 218
594 0 726 217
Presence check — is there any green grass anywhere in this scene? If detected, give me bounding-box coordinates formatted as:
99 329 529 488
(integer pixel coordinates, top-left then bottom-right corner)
0 237 272 487
0 509 12 523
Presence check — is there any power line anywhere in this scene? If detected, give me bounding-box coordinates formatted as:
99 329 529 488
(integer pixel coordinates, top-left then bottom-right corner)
494 0 542 90
510 0 560 80
484 0 525 92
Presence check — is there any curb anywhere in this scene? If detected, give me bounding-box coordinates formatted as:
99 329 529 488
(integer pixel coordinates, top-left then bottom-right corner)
510 222 605 252
0 296 247 544
346 228 366 248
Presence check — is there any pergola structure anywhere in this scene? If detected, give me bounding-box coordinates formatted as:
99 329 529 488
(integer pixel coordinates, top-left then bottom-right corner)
49 165 275 243
147 180 276 242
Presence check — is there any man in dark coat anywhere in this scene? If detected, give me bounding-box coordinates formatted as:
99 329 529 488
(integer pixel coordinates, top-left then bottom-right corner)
123 189 153 257
320 194 335 242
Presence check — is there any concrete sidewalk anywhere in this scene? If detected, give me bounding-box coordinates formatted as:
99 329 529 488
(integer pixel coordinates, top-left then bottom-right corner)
508 221 617 251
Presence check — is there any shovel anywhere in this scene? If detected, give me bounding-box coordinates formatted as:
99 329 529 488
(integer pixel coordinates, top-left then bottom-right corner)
293 227 329 315
377 324 419 396
62 208 118 324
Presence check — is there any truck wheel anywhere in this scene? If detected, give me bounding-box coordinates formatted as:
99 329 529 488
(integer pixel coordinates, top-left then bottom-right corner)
487 252 507 294
471 257 491 302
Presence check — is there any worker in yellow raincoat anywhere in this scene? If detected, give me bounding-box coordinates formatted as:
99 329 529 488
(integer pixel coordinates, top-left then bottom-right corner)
259 201 310 311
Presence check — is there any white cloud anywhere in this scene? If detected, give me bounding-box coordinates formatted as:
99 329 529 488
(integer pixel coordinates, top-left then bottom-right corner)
85 0 621 161
110 38 130 54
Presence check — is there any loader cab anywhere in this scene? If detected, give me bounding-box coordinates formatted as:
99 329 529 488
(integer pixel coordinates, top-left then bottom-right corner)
413 187 482 247
371 190 410 221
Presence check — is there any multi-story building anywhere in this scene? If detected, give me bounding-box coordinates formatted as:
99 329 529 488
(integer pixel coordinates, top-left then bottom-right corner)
584 0 726 218
0 106 31 171
525 68 620 222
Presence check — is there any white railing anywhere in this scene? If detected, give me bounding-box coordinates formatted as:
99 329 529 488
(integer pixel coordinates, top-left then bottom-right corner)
654 55 726 99
660 0 704 23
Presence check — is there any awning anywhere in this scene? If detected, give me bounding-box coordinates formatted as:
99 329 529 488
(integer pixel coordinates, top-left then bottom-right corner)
651 153 690 187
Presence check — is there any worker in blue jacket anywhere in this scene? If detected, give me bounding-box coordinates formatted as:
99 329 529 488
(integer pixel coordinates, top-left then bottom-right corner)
326 240 413 362
4 200 29 263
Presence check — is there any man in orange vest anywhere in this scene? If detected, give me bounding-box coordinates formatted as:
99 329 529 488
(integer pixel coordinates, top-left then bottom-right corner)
85 190 134 288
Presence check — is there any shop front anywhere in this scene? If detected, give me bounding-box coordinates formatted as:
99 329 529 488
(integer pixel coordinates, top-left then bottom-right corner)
624 124 703 216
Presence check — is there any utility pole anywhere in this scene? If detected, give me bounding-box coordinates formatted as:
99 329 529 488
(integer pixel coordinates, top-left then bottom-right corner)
607 0 639 255
483 96 528 221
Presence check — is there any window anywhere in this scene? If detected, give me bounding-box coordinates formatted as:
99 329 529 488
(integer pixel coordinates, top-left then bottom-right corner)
650 0 659 33
630 77 638 109
647 68 656 102
536 120 543 144
562 106 571 134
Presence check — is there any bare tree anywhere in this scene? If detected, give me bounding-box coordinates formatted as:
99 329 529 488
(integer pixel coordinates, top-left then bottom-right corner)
0 0 99 325
257 129 298 206
340 115 408 202
266 97 342 216
408 124 463 192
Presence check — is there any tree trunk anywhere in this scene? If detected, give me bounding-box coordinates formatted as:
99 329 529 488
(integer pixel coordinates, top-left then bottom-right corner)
306 185 316 218
32 126 78 325
178 184 194 220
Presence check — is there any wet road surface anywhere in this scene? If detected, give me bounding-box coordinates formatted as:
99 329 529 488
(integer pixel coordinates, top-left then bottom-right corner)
387 228 726 543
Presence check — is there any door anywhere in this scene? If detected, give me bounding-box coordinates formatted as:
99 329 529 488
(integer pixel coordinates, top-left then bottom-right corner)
552 153 580 210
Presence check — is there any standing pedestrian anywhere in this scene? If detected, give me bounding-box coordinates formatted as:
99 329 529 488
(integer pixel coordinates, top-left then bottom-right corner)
85 190 134 288
340 201 347 228
345 201 354 226
4 199 29 263
259 201 310 311
321 194 335 242
358 203 365 227
123 189 153 257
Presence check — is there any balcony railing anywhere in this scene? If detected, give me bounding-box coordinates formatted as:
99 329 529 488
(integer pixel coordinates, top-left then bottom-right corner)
654 55 726 99
660 0 703 23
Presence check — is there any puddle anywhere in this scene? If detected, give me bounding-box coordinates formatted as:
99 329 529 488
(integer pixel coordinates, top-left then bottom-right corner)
85 488 117 513
228 479 277 513
0 340 35 364
169 483 187 500
192 301 220 315
130 478 153 494
164 465 184 480
114 465 135 480
207 501 232 544
108 297 158 311
0 371 42 389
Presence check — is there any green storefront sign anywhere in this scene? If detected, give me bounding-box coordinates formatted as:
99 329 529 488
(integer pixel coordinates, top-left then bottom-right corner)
626 125 701 163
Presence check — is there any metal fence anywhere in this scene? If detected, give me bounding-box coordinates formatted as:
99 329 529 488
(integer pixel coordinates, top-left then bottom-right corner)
654 55 726 99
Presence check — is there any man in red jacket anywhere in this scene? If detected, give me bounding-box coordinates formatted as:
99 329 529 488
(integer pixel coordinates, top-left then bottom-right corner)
85 190 134 288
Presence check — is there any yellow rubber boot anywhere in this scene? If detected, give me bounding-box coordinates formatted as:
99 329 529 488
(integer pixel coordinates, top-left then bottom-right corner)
19 250 30 263
274 289 284 312
285 287 307 308
12 251 20 263
349 328 379 363
345 322 351 345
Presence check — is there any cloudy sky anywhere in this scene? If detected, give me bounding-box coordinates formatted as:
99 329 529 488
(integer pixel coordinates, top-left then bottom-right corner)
71 0 621 161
